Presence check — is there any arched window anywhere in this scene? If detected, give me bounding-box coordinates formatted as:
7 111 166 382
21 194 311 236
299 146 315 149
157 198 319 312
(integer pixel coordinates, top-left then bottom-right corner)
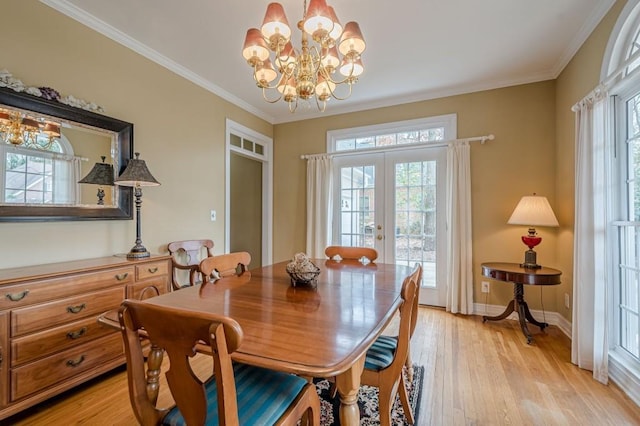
599 0 640 401
0 133 80 205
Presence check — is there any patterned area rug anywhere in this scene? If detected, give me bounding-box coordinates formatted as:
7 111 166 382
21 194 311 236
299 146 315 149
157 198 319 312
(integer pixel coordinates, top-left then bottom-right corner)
315 365 424 425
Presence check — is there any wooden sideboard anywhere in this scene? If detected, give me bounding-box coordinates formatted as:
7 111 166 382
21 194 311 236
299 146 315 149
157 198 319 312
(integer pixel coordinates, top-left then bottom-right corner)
0 254 171 420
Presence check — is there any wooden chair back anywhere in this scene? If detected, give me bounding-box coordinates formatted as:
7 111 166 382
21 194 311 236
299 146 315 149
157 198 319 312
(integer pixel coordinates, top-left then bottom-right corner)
167 239 214 290
119 299 320 425
325 245 378 262
200 251 251 281
361 263 421 426
118 299 244 425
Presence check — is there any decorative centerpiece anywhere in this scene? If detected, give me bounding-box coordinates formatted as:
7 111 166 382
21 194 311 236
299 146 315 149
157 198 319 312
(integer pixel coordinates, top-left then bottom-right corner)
286 252 320 287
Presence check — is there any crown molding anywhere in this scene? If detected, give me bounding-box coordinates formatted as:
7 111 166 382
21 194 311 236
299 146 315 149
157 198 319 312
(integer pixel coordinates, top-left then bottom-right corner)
551 0 617 77
272 70 556 124
39 0 275 124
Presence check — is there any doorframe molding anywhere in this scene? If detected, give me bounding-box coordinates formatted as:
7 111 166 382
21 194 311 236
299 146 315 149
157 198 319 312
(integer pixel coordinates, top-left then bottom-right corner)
225 119 273 266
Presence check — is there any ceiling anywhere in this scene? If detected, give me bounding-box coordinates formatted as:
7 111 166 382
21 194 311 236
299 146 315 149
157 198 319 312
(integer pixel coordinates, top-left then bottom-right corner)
42 0 615 124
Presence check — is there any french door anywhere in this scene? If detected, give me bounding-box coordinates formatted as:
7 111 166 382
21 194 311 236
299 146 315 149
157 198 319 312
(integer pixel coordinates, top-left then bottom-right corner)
333 147 446 306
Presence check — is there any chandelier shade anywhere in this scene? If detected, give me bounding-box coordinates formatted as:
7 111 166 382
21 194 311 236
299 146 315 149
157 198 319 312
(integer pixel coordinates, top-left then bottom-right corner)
0 108 61 149
242 0 366 112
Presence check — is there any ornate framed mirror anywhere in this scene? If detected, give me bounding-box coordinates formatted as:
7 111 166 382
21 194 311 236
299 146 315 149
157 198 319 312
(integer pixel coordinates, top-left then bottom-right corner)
0 87 132 221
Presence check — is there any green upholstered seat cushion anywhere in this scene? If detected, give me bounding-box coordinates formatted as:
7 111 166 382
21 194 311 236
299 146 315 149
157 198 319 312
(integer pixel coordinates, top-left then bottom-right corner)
163 362 307 426
364 335 398 371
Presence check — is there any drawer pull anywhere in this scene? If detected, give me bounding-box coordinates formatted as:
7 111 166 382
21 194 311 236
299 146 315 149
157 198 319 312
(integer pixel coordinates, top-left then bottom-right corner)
115 272 129 281
67 303 86 314
6 290 29 302
67 327 88 340
148 267 159 273
66 355 85 367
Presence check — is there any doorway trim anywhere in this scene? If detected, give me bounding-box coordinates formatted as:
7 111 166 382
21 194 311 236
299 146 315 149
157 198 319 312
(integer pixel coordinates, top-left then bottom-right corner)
225 119 273 265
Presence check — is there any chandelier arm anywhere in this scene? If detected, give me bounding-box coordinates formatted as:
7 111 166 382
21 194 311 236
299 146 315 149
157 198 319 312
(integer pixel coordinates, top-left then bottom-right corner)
314 95 327 112
327 79 354 101
261 86 284 104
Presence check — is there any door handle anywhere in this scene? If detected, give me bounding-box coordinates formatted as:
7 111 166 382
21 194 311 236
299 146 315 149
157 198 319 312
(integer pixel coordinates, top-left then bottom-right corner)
377 235 383 240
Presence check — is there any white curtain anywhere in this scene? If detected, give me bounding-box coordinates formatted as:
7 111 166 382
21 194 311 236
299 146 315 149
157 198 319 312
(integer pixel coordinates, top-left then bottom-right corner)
445 141 474 314
572 89 610 384
306 155 333 258
53 157 82 204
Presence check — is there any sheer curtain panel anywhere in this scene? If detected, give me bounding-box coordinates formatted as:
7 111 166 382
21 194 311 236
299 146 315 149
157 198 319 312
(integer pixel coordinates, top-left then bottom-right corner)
445 141 474 314
572 89 610 384
306 155 333 258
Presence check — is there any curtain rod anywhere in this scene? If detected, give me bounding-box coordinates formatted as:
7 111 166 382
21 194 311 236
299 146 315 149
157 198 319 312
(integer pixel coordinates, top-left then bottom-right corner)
300 134 494 160
6 144 89 161
571 48 640 111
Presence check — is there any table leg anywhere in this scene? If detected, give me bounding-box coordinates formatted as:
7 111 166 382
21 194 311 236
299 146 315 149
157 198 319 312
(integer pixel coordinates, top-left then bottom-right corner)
482 299 515 322
482 283 549 344
335 355 365 426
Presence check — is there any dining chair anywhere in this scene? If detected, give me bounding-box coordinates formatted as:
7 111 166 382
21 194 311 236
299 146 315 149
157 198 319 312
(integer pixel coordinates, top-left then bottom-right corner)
361 263 421 426
200 251 251 281
324 245 378 263
405 264 423 382
118 299 320 425
167 239 214 290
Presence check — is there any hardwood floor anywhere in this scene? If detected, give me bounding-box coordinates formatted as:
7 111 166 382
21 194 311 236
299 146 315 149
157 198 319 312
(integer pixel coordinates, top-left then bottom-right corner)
3 307 640 425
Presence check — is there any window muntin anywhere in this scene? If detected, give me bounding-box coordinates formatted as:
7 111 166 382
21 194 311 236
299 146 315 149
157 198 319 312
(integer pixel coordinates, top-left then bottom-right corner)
1 136 76 205
335 127 445 152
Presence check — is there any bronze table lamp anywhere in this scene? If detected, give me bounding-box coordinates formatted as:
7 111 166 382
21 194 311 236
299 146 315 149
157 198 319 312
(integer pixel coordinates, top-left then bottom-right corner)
115 152 160 259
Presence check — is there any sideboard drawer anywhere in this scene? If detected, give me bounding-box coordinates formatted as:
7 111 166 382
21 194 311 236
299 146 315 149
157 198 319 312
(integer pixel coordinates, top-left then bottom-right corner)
0 266 133 310
11 316 115 366
127 277 170 300
10 333 122 401
11 287 124 336
136 260 169 281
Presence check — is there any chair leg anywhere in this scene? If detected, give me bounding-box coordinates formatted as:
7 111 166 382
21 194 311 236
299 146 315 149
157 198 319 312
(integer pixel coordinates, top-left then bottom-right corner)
398 374 414 424
329 378 338 399
405 353 414 383
377 386 394 426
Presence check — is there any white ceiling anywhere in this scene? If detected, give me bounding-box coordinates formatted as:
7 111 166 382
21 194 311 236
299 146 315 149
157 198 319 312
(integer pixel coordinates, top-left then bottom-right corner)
42 0 615 124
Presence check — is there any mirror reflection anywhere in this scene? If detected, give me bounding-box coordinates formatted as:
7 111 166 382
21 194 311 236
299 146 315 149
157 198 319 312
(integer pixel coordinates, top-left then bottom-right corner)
0 86 132 221
0 103 117 208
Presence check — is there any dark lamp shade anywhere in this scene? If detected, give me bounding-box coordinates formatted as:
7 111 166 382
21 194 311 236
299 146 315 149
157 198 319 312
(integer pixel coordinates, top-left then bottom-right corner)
114 152 160 187
78 157 115 186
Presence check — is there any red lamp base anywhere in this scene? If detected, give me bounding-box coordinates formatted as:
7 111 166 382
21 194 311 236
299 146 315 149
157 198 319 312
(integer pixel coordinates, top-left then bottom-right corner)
520 234 542 269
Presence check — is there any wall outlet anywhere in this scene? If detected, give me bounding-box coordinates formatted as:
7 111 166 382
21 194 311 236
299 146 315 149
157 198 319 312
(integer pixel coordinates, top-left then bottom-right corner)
565 293 570 309
481 281 490 293
210 210 216 221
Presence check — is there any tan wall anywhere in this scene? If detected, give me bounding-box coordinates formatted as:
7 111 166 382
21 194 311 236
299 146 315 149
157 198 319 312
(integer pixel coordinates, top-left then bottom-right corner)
64 126 114 206
554 0 626 321
274 81 558 310
0 1 271 268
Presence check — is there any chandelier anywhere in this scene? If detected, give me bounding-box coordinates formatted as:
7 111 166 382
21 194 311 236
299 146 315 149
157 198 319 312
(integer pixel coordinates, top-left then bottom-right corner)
242 0 366 113
0 109 60 149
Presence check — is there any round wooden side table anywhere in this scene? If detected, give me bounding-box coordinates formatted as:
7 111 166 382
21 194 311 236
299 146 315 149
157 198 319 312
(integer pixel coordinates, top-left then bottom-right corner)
481 262 562 344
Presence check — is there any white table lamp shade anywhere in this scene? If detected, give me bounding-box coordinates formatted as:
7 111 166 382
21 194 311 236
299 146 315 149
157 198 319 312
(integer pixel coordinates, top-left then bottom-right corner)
507 195 559 227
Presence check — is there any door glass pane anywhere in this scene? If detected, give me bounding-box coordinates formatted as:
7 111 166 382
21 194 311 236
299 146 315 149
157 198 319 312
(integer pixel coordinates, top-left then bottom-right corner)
395 160 437 288
339 165 375 248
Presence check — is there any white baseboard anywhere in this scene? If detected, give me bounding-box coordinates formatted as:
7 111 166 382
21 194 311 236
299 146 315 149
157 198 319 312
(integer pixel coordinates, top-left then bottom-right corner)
609 350 640 407
472 302 572 339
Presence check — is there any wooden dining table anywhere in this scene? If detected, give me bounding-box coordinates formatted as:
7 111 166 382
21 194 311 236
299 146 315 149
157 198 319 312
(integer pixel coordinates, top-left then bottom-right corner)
125 258 412 425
